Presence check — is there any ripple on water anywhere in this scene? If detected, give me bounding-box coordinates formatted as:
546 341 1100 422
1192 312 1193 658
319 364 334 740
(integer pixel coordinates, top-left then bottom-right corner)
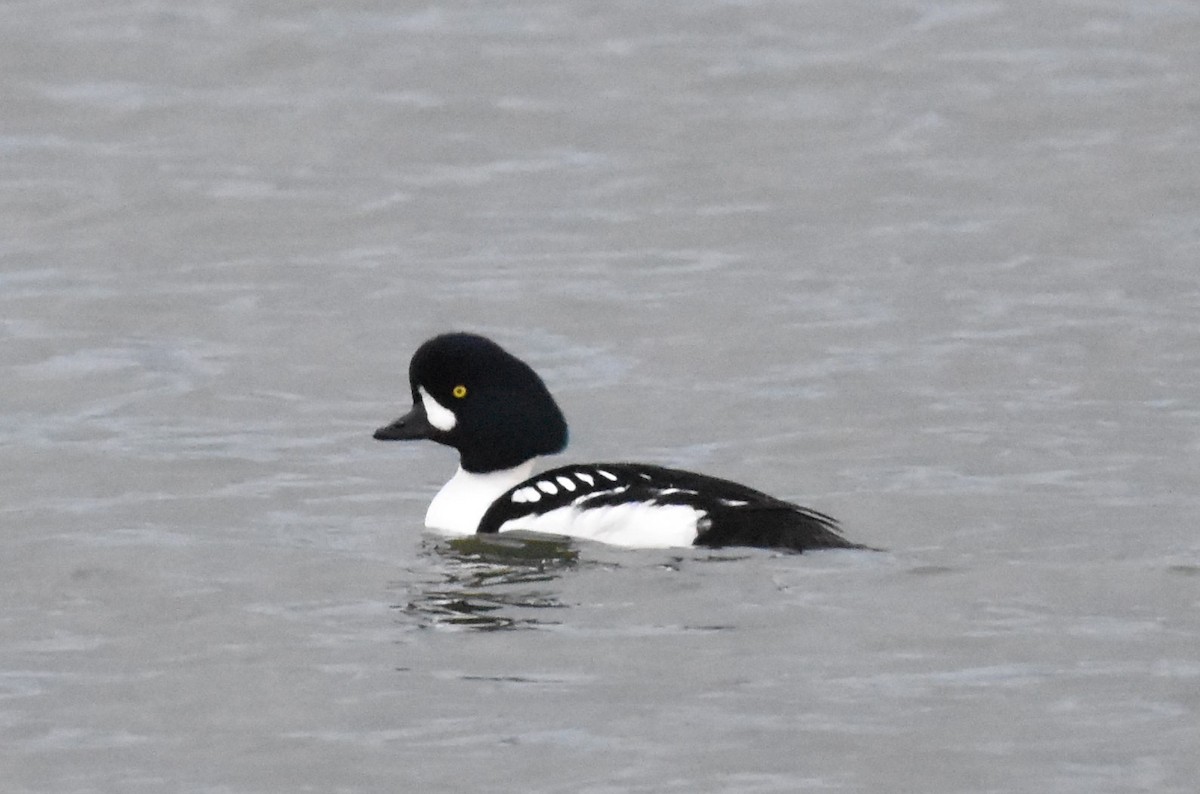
395 534 579 631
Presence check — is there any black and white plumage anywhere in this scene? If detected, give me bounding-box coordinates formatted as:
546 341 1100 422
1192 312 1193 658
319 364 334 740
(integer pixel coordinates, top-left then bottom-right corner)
374 333 866 553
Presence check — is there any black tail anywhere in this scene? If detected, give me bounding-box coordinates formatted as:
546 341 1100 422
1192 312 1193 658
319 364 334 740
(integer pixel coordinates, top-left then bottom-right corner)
694 505 876 553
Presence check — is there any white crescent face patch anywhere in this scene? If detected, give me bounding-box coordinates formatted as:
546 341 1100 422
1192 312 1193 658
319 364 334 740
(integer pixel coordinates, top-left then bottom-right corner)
419 386 457 432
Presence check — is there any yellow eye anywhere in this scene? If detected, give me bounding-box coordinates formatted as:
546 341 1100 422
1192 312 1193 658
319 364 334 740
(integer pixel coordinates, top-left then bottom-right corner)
451 385 468 399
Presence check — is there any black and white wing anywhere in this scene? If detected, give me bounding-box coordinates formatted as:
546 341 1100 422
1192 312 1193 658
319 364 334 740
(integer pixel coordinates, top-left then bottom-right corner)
476 463 860 552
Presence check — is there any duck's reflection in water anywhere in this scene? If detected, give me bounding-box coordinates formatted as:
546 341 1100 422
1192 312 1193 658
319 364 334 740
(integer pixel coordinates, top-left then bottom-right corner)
398 532 580 631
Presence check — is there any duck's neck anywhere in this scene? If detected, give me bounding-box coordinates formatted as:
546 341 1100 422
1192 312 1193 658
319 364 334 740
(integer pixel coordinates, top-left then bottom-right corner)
424 460 536 535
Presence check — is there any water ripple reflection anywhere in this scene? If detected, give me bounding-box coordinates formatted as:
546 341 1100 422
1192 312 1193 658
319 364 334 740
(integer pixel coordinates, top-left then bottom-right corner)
396 534 579 632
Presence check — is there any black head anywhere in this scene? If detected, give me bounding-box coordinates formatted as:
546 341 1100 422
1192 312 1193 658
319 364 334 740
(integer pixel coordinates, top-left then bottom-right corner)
373 333 569 473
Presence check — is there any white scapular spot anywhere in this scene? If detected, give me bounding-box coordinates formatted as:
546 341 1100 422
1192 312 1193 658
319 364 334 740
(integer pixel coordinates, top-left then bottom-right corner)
596 469 619 482
576 472 595 487
419 386 457 432
512 487 541 504
556 476 577 491
720 498 749 507
536 480 558 495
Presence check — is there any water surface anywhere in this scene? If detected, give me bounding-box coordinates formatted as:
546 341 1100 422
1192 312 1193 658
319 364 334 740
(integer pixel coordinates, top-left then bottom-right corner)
2 1 1199 791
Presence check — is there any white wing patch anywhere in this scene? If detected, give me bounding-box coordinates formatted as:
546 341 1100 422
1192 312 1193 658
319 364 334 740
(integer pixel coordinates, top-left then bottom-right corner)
511 486 541 504
497 501 705 548
658 488 700 497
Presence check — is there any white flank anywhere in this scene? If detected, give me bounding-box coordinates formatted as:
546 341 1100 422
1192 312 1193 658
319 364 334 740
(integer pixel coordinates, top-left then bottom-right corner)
497 502 704 548
425 461 535 535
419 386 457 432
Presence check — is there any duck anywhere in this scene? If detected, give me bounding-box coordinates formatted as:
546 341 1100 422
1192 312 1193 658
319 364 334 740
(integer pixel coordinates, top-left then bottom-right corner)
373 332 866 552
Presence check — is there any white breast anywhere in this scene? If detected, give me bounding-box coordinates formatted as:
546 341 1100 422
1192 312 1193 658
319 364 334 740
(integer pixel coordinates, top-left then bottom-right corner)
425 461 535 535
497 501 705 548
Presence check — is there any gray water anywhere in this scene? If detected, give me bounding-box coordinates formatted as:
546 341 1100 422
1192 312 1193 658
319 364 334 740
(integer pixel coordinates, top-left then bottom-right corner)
3 1 1199 791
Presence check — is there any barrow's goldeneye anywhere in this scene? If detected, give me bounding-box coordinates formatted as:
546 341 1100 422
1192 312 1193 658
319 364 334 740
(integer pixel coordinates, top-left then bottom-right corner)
374 333 866 552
